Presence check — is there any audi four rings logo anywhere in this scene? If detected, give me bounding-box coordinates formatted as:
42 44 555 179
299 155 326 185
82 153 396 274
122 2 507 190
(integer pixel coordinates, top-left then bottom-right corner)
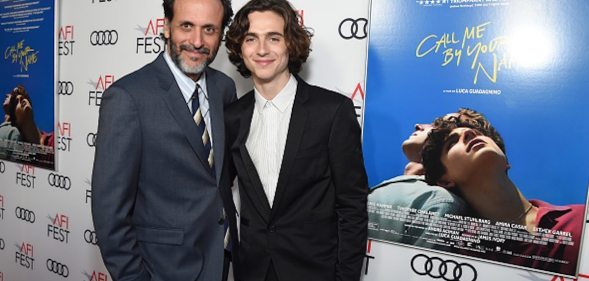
86 132 97 147
338 18 368 40
90 30 118 46
0 238 4 250
411 254 477 281
15 207 35 223
84 229 98 245
48 173 72 190
46 258 69 277
58 81 74 95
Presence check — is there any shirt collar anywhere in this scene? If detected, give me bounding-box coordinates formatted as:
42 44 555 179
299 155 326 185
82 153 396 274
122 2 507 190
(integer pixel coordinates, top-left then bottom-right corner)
163 51 207 103
253 74 297 113
373 175 425 188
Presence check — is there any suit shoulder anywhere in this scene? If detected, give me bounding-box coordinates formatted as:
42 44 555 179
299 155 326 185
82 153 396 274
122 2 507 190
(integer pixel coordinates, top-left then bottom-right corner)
207 67 237 102
207 67 234 84
108 59 162 93
225 91 253 123
306 83 347 103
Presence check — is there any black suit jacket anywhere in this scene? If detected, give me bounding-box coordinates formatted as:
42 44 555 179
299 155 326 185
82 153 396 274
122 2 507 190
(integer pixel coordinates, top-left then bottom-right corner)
221 76 368 281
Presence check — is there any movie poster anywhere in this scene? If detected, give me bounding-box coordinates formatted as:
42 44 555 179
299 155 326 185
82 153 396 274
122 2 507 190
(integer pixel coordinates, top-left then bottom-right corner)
0 0 56 169
363 0 588 277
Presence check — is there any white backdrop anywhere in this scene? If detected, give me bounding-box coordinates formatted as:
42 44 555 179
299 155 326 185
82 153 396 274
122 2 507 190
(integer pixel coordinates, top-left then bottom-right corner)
0 0 586 281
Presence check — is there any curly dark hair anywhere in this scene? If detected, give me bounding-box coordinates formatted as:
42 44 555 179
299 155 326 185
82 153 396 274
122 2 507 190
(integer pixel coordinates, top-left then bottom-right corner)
225 0 312 77
163 0 234 30
5 85 32 126
423 113 506 186
432 108 506 154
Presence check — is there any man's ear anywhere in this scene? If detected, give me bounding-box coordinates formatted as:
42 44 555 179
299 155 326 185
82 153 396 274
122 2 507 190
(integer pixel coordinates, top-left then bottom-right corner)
436 175 456 188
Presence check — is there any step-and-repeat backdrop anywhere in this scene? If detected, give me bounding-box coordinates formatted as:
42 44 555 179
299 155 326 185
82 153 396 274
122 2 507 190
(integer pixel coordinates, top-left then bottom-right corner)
0 0 587 281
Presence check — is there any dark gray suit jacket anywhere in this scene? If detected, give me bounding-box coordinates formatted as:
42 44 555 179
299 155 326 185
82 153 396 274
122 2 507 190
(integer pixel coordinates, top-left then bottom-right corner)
92 53 236 281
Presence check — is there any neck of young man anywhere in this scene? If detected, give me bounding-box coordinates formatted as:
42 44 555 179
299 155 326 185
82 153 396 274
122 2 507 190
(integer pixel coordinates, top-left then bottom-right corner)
461 174 536 230
18 120 41 144
404 161 425 176
253 71 291 101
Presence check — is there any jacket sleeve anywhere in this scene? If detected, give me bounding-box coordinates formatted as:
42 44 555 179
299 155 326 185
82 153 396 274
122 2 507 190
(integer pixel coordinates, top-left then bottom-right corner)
91 85 150 281
328 97 368 281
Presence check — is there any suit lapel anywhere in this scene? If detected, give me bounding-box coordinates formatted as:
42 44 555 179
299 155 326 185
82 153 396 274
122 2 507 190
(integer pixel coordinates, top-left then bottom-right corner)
155 54 211 170
236 93 271 222
270 77 309 221
205 69 225 183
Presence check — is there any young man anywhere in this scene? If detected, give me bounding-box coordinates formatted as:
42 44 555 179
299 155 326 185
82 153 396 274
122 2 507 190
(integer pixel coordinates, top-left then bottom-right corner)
368 109 500 249
91 0 236 280
422 118 584 275
223 0 368 280
1 86 40 144
369 123 469 248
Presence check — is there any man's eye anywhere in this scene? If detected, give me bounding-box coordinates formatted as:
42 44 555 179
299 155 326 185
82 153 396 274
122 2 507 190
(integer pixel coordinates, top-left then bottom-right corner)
204 27 217 34
444 135 459 150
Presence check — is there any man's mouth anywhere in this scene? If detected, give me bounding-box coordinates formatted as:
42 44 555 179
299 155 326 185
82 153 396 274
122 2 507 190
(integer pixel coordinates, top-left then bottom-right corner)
466 138 486 152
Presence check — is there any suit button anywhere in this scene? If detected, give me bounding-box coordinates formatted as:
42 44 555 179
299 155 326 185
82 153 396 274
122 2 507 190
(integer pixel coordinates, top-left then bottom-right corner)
268 225 276 233
218 218 225 225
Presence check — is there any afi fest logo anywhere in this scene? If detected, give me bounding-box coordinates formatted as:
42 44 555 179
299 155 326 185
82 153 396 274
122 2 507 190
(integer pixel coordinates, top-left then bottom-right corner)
350 82 365 118
0 194 4 220
58 25 75 56
136 18 166 54
551 273 589 281
92 0 112 3
363 240 375 275
85 178 92 204
339 82 365 119
84 271 108 281
16 164 35 189
89 74 115 107
47 213 70 243
15 242 35 270
296 10 304 27
57 122 72 152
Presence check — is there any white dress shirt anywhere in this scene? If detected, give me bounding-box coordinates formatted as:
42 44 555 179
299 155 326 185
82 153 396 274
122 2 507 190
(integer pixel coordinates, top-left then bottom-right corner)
163 51 213 146
246 75 297 207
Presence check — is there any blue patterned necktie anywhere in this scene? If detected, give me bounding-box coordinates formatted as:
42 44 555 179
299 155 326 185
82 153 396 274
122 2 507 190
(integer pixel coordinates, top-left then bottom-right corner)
193 85 228 249
191 84 214 172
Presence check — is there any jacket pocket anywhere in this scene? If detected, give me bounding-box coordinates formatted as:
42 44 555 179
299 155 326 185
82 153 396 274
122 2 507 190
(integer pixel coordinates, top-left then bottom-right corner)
135 226 184 245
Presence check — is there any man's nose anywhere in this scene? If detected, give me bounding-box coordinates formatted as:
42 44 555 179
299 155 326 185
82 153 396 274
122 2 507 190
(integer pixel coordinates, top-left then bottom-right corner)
190 30 204 48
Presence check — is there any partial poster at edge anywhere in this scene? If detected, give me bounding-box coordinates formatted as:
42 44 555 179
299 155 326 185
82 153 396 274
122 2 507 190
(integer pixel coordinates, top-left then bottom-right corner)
1 0 56 169
363 0 588 277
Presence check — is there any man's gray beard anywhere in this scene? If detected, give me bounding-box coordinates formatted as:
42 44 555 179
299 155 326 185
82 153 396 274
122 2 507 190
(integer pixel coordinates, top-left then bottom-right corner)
171 49 208 75
169 43 210 75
